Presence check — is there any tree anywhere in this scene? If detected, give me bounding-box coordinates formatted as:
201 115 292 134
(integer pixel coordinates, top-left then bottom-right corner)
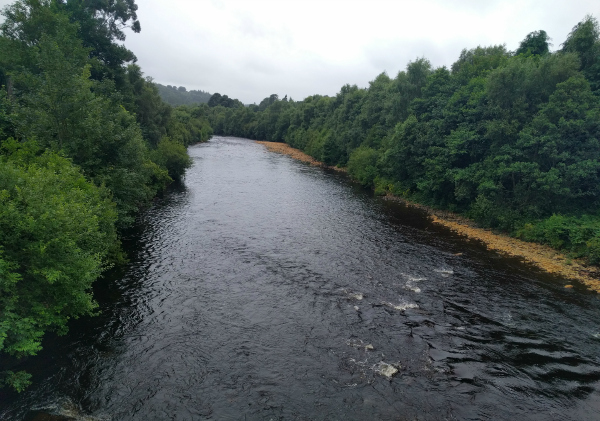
0 0 200 392
451 45 509 85
0 141 119 391
258 94 278 111
9 30 166 227
149 136 192 181
511 75 600 214
562 15 600 90
208 92 244 109
207 92 222 107
347 146 380 187
59 0 140 85
562 15 600 70
515 30 551 56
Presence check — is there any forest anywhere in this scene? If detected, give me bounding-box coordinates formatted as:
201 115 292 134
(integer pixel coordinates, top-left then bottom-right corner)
155 83 212 106
200 18 600 266
0 0 212 391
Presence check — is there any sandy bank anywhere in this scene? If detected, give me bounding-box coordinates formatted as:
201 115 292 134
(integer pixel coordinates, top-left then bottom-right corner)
256 140 600 293
256 141 346 172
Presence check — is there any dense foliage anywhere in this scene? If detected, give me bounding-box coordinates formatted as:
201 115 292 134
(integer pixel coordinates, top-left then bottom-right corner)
207 92 245 108
0 141 119 391
0 0 211 391
156 83 212 106
202 15 600 263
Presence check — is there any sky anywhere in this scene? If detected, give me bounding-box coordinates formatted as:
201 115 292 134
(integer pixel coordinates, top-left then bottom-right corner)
1 0 599 104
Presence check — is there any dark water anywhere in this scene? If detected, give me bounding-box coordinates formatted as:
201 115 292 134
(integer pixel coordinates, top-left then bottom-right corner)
2 136 600 420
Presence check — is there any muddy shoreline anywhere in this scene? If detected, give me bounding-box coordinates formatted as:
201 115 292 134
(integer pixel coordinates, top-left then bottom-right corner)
256 140 600 293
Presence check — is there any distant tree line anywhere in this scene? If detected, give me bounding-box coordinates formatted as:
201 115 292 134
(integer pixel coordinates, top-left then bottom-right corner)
0 0 212 391
207 92 245 108
155 83 212 106
201 15 600 264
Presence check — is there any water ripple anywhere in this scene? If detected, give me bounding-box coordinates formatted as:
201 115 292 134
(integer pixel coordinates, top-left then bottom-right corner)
2 137 600 420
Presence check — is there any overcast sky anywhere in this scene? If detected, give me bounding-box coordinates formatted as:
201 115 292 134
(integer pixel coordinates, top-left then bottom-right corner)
1 0 599 103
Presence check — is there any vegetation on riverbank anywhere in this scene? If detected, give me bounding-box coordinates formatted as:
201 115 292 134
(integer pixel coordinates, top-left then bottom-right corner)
0 0 211 391
202 17 600 273
257 140 600 292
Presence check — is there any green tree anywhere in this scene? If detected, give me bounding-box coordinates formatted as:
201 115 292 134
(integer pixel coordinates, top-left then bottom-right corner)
149 136 192 181
511 75 600 214
1 3 171 226
0 140 119 390
515 30 551 56
562 15 600 90
347 146 380 187
59 0 140 86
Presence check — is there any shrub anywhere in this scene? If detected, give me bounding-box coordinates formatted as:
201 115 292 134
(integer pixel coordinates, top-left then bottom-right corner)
347 147 380 187
150 137 192 181
0 143 119 390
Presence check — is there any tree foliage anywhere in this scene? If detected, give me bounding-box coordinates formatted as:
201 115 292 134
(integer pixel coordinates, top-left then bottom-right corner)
0 141 119 389
0 0 210 390
155 83 211 106
562 15 600 90
201 14 600 263
208 92 244 108
516 30 551 56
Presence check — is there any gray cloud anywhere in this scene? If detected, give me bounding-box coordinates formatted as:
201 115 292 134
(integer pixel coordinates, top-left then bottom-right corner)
0 0 598 103
125 0 598 104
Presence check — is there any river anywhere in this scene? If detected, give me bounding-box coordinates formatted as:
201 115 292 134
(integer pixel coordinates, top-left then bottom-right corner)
2 136 600 420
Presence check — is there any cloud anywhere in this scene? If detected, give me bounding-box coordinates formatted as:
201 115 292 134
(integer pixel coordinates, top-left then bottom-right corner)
0 0 598 103
123 0 598 103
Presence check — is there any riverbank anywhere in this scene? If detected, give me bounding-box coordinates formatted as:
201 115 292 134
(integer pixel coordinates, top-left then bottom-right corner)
256 140 600 293
256 141 346 172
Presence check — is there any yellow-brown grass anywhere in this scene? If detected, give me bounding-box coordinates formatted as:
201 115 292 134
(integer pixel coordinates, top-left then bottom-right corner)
391 198 600 292
256 141 346 172
257 140 600 292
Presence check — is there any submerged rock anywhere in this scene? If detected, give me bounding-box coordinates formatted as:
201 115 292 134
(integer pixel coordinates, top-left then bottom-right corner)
374 362 400 378
384 301 419 311
346 338 375 351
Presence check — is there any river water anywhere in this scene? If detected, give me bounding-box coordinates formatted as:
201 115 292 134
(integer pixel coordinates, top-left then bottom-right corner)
2 136 600 420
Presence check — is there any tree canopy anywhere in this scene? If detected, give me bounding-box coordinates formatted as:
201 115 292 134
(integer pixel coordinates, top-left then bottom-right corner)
200 14 600 264
0 0 212 391
516 30 551 56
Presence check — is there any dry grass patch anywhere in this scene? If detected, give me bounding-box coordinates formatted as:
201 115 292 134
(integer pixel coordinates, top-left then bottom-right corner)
385 196 600 293
256 141 346 172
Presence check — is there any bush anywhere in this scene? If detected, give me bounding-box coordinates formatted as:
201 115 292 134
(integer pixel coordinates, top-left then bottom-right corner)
0 143 119 386
149 137 192 181
516 214 600 263
347 147 380 187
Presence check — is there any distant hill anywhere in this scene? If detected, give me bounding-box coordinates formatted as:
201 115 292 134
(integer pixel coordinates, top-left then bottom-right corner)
155 83 212 106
